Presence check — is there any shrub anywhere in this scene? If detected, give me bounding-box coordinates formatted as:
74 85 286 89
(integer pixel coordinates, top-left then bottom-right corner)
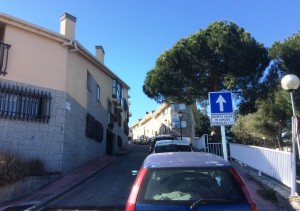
0 150 29 186
28 159 46 176
0 150 48 187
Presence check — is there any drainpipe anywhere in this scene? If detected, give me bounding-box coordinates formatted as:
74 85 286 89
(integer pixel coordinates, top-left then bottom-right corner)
62 40 78 52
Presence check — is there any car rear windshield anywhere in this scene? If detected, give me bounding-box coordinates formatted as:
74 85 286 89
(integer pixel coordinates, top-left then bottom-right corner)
155 145 192 153
137 167 247 205
155 136 176 141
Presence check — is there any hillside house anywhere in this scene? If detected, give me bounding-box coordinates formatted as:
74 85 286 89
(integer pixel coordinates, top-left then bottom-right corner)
0 13 130 174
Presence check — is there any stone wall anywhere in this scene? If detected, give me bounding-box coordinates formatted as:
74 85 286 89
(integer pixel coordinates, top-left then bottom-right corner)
0 79 65 173
0 175 60 203
0 78 128 174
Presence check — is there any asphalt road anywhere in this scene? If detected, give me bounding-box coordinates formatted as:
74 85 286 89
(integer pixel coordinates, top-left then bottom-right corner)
44 145 149 210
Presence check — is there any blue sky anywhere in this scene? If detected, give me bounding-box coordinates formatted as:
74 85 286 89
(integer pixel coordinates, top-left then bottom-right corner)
1 0 300 125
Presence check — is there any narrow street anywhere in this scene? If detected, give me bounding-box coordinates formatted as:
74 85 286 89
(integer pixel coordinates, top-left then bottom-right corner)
0 145 286 211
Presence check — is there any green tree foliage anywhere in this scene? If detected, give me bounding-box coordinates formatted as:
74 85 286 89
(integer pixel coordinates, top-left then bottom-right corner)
195 110 212 137
268 32 300 113
231 31 300 149
232 87 292 149
143 21 270 107
269 32 300 76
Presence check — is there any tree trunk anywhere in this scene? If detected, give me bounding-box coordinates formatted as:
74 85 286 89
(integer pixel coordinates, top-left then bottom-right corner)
211 68 221 142
212 126 221 142
276 127 283 150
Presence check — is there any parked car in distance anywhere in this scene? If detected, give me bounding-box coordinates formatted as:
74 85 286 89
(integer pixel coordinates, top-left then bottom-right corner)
152 139 193 153
149 135 178 153
126 152 257 211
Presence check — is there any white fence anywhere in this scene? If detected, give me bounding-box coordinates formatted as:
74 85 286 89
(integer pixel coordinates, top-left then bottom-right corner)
229 143 292 188
192 135 207 150
192 135 224 157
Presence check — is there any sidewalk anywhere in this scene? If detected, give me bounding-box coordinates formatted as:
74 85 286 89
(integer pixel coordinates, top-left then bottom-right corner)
231 159 300 211
0 144 137 211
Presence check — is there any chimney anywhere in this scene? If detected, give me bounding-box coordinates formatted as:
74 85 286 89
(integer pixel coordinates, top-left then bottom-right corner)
60 13 76 40
95 45 105 64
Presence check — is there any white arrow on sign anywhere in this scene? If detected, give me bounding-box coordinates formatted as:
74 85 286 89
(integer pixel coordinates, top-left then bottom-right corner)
216 95 226 111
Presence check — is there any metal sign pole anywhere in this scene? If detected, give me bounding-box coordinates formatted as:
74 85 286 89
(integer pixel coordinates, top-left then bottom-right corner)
221 126 228 161
291 117 297 196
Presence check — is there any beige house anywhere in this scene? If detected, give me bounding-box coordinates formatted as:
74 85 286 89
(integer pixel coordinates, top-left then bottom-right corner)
130 103 198 142
0 13 130 174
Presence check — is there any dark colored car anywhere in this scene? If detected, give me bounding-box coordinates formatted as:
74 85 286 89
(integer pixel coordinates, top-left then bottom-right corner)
149 135 177 153
126 152 257 211
153 139 193 153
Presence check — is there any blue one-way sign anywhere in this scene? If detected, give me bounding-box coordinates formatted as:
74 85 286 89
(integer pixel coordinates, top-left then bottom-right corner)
209 92 233 114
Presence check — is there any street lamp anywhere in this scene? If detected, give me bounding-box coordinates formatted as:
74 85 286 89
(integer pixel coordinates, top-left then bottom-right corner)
178 110 183 140
281 74 300 197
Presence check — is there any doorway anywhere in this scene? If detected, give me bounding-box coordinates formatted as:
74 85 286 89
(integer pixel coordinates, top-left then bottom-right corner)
106 129 115 155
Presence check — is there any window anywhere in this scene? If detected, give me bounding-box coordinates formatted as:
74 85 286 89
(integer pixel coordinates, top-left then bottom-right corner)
0 84 51 123
112 79 117 97
172 113 180 122
112 79 123 105
87 71 92 91
155 145 192 153
96 84 100 101
0 42 11 76
172 121 187 128
86 113 103 143
138 168 247 204
86 113 95 138
171 104 186 111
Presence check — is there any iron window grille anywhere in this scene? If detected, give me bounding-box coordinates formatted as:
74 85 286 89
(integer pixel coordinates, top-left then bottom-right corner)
0 43 11 76
86 113 103 143
0 83 51 123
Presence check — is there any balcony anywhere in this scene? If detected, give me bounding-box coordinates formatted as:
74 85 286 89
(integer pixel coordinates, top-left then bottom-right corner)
116 105 124 112
0 42 11 76
112 97 118 106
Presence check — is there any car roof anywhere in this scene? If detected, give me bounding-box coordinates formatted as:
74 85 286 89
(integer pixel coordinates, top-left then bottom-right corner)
142 152 230 168
153 135 176 139
154 139 190 146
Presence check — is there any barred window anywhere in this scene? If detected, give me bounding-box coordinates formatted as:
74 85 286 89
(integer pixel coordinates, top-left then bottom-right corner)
0 83 51 123
0 42 11 76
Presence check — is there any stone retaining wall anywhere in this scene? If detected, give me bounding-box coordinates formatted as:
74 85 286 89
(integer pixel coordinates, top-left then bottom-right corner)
0 175 60 203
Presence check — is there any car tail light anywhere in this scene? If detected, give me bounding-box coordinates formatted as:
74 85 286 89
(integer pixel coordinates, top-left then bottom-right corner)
126 168 147 211
230 167 258 211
